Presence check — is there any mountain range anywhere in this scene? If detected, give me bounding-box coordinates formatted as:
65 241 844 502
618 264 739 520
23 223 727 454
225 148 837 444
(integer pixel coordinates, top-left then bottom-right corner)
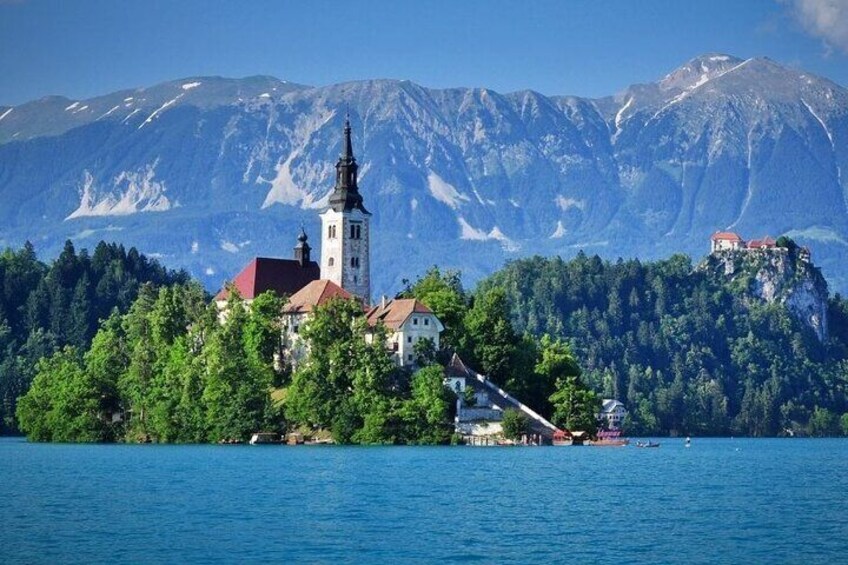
1 53 847 296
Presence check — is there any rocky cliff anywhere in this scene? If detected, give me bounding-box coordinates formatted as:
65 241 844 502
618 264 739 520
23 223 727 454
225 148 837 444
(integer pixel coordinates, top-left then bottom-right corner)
700 247 829 341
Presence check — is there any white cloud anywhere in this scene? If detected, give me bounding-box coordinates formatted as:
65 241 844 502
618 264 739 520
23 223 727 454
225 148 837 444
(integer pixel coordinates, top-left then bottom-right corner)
785 0 848 54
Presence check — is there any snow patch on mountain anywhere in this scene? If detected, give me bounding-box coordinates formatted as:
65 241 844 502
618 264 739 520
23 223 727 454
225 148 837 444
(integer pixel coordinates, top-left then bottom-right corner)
458 217 488 240
457 218 519 250
122 108 142 124
555 196 586 212
220 240 239 253
614 96 633 134
181 82 202 91
139 94 184 129
550 221 567 239
66 162 174 219
0 108 12 122
428 171 470 209
260 107 335 209
261 154 309 208
97 105 121 120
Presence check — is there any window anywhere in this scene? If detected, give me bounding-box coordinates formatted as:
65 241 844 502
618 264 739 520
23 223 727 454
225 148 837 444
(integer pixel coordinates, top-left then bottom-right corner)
328 225 337 239
350 223 362 239
350 256 360 268
413 317 418 325
293 325 299 334
328 257 335 267
407 354 413 362
407 336 412 344
424 318 429 326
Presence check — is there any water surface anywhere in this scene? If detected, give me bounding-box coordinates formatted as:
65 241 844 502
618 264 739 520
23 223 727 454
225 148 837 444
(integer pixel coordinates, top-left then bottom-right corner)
2 437 846 563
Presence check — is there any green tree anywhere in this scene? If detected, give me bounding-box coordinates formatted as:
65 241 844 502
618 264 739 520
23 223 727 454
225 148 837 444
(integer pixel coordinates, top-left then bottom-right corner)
462 287 518 386
808 406 838 437
549 375 601 435
404 267 468 352
501 408 530 440
17 347 112 442
399 364 454 444
286 297 402 444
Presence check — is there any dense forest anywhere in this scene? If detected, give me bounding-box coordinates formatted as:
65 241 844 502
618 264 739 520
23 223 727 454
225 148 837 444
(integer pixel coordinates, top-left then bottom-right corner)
7 240 848 441
0 241 188 433
14 261 594 444
476 251 848 436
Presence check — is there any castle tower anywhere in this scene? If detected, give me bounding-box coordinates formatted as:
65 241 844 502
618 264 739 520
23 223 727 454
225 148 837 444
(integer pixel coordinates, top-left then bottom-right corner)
320 116 371 303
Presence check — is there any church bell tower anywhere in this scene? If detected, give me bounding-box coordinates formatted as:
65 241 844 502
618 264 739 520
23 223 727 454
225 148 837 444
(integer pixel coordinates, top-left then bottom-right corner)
320 116 371 303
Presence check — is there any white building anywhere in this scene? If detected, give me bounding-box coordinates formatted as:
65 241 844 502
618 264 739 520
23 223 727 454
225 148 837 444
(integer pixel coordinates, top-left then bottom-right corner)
710 231 744 253
281 279 355 368
598 399 627 430
366 298 444 367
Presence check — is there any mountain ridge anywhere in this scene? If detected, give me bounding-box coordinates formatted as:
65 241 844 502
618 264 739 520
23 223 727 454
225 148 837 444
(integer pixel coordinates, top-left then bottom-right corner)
1 53 848 296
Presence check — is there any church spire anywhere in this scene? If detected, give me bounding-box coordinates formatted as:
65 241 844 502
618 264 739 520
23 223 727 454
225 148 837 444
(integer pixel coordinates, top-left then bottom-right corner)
329 113 368 214
342 113 354 162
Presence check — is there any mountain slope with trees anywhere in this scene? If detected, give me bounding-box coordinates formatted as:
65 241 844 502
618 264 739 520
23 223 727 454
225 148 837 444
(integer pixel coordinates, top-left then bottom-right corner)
477 249 848 436
0 240 188 433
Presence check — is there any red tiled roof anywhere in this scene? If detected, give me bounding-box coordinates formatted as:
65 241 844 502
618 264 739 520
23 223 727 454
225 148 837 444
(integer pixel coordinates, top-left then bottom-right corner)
711 231 742 242
283 279 354 314
747 236 776 249
214 257 320 301
365 298 434 330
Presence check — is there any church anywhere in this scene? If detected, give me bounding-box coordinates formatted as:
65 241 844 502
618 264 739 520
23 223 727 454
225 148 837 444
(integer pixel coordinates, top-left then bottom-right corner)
216 116 370 306
216 116 442 367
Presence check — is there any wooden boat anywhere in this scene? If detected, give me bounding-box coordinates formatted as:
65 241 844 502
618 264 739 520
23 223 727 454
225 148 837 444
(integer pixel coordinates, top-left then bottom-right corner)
552 430 590 445
591 430 629 447
552 429 572 446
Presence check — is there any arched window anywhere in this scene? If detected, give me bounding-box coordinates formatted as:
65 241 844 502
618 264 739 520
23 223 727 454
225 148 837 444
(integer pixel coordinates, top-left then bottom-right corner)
328 257 335 266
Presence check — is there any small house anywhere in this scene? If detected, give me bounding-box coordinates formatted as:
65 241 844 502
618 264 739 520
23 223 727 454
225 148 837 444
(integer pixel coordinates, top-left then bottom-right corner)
366 298 444 367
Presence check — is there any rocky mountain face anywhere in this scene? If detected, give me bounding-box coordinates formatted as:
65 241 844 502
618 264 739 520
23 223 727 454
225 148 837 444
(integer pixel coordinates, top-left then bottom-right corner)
1 54 847 297
700 247 829 341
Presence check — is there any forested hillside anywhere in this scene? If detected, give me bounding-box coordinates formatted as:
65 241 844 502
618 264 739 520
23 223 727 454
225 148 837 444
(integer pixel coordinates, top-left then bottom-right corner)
478 251 848 436
0 241 188 432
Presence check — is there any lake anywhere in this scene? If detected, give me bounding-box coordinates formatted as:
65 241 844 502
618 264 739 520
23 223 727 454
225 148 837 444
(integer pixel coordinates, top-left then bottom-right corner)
1 437 846 563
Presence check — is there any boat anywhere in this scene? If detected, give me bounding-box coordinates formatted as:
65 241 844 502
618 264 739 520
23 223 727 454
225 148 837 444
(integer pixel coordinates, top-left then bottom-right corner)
249 432 281 445
590 430 629 447
635 440 660 448
552 430 590 446
552 430 572 446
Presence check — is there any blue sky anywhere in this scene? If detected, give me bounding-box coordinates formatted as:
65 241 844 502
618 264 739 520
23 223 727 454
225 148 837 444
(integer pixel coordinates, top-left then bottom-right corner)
1 0 848 105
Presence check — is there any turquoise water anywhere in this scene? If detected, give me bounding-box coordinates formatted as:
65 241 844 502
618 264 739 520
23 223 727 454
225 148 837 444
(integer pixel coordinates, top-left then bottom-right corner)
1 437 847 564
